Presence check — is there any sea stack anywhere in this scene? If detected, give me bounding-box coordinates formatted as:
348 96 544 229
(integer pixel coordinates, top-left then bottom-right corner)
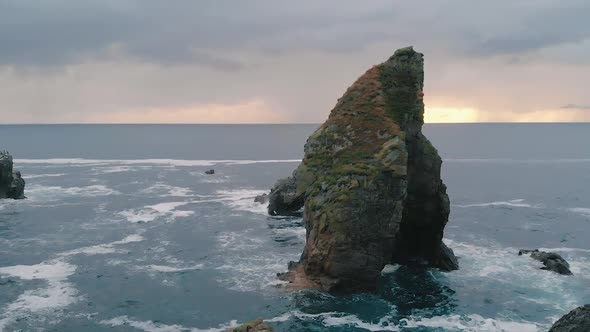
271 47 458 292
0 151 26 200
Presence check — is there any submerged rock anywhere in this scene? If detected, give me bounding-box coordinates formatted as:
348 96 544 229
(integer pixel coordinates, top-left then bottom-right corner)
227 319 273 332
272 47 457 292
0 151 26 200
519 249 573 275
549 305 590 332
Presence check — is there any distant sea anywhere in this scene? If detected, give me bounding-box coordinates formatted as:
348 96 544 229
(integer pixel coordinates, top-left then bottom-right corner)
0 124 589 331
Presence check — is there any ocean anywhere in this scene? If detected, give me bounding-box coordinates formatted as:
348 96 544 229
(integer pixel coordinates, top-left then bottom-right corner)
0 124 589 331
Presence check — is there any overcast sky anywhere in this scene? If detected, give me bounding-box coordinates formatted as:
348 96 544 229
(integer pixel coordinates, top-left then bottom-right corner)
1 0 589 123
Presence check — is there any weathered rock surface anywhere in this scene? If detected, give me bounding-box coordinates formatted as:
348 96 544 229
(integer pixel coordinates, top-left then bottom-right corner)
0 151 26 200
267 170 304 216
227 319 273 332
272 47 457 292
549 305 590 332
519 249 573 275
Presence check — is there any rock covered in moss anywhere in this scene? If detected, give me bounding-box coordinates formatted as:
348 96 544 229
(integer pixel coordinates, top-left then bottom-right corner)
549 305 590 332
227 319 273 332
0 151 26 200
272 47 457 292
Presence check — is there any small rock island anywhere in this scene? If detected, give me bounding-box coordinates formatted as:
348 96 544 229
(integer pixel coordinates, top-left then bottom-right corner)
268 47 458 292
0 151 26 200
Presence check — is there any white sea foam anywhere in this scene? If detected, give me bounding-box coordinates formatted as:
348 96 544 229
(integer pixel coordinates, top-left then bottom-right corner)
0 259 78 330
215 230 298 292
24 173 66 179
444 238 588 312
264 311 544 332
58 234 144 256
141 183 194 197
16 158 301 167
100 316 238 332
119 202 195 223
454 199 542 208
91 166 138 173
567 207 590 216
26 184 120 200
400 314 542 332
216 189 269 215
145 264 203 273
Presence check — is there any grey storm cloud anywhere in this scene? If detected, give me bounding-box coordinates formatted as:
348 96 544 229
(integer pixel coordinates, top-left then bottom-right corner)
0 0 589 123
2 0 590 69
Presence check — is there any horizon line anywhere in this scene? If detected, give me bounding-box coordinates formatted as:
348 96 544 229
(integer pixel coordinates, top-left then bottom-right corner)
1 122 590 125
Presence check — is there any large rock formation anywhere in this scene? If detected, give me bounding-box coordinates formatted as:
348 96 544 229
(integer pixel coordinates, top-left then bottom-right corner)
549 305 590 332
0 151 26 200
271 47 457 292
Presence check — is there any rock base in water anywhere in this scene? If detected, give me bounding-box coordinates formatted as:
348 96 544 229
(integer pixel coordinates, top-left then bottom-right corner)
227 319 273 332
519 249 573 275
549 305 590 332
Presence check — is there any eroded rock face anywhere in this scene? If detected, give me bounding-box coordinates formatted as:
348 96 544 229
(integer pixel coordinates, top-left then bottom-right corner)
549 305 590 332
273 47 457 292
0 151 25 200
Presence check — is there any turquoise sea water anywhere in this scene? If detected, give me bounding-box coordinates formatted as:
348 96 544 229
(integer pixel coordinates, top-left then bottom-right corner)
0 124 589 331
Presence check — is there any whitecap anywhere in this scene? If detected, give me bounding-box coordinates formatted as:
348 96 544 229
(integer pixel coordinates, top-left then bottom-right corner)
454 199 542 208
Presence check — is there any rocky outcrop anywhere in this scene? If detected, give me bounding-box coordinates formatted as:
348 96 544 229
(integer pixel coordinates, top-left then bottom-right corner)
267 170 305 216
549 305 590 332
272 47 457 292
0 151 25 200
519 249 573 275
227 319 273 332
